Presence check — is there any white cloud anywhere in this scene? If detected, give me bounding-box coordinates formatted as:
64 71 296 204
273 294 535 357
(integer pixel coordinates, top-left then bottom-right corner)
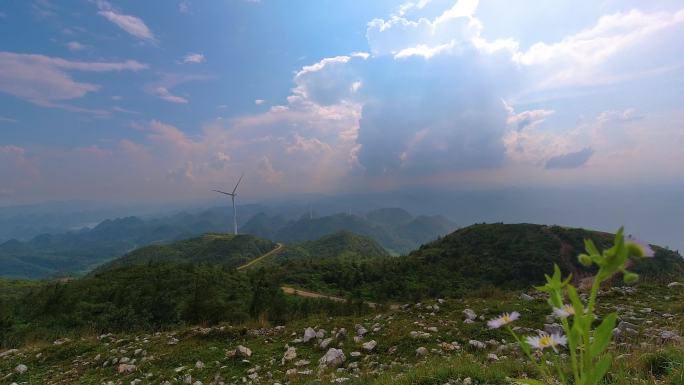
145 73 210 104
179 0 191 13
96 0 156 42
0 52 147 108
366 0 481 57
394 42 455 59
511 9 684 90
254 99 265 105
182 53 205 64
66 41 87 51
504 101 555 131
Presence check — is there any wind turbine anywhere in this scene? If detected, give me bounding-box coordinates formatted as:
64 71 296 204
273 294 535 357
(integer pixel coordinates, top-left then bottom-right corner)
213 173 244 235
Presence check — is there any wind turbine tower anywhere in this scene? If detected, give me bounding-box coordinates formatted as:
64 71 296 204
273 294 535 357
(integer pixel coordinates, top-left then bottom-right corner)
213 173 244 235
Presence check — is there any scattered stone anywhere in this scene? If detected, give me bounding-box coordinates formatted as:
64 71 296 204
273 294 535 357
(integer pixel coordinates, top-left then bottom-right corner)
294 359 310 367
362 340 377 352
468 340 486 349
544 323 564 335
286 368 298 377
319 348 346 369
415 347 428 357
463 309 477 321
617 321 638 331
53 338 70 345
487 353 499 361
15 364 28 374
320 337 334 350
520 293 534 301
336 328 348 340
303 327 317 343
356 325 368 336
0 349 18 358
282 346 297 365
463 377 473 385
117 363 136 374
667 282 683 288
409 331 431 339
235 345 252 358
195 360 204 369
660 330 681 342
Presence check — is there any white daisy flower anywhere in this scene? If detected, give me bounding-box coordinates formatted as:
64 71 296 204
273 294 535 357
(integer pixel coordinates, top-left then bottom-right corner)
526 332 567 353
487 311 520 329
552 304 575 319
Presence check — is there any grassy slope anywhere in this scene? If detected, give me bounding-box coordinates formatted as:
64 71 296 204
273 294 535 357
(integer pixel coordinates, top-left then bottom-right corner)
1 282 682 385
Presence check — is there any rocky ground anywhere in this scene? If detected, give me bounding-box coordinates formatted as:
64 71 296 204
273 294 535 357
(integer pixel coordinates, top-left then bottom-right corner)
1 282 683 385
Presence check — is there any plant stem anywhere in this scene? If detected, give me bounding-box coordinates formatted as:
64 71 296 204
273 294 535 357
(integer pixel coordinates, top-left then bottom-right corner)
561 317 580 384
507 326 551 381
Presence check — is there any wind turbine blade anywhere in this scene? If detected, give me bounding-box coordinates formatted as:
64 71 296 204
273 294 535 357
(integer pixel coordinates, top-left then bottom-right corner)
213 190 234 196
232 172 244 194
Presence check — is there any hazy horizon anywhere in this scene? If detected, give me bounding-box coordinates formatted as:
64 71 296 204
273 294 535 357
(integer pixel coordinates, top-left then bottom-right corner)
2 185 683 252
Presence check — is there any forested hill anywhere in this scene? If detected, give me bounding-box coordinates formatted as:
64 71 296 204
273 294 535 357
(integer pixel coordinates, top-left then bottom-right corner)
94 233 277 273
270 231 390 264
271 223 684 301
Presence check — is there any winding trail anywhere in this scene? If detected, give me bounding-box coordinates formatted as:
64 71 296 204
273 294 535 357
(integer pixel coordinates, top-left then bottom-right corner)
281 286 399 309
237 243 398 309
236 243 284 271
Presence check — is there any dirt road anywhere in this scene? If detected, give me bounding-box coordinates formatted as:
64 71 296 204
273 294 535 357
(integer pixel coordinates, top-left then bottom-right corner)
236 243 284 271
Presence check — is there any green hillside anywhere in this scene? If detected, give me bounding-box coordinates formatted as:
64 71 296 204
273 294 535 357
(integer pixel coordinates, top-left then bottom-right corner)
270 223 684 300
274 231 390 263
95 233 277 273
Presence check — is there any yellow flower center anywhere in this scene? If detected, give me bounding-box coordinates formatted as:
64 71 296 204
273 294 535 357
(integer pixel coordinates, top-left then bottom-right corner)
539 335 553 347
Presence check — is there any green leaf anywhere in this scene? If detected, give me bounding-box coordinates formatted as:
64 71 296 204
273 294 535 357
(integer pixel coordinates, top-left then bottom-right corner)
514 379 547 385
589 312 617 359
566 285 586 328
588 354 612 385
584 238 600 256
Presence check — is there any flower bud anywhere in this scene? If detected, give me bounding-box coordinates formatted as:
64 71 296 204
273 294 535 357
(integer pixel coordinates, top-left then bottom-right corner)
623 272 639 284
578 253 592 267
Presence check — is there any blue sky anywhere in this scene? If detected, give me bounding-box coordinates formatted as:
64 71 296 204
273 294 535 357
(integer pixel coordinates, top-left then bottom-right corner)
1 0 683 204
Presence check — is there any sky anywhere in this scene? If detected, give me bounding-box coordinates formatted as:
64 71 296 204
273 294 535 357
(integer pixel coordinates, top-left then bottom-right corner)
1 0 684 204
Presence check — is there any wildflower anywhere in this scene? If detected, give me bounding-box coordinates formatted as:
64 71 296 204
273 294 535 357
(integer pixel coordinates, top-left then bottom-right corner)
487 311 520 329
526 332 567 352
552 304 575 319
626 235 654 258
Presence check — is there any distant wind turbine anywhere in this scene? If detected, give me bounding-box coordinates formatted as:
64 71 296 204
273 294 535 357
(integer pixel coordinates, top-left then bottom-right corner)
213 173 244 235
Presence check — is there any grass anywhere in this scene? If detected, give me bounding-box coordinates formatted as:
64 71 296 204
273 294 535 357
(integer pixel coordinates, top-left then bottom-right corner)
1 282 682 385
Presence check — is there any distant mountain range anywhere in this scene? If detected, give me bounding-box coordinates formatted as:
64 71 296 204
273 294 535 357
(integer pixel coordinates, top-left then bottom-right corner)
0 207 455 279
241 207 457 254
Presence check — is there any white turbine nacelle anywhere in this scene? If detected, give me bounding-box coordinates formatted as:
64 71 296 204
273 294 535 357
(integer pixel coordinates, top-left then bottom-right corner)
213 173 244 235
